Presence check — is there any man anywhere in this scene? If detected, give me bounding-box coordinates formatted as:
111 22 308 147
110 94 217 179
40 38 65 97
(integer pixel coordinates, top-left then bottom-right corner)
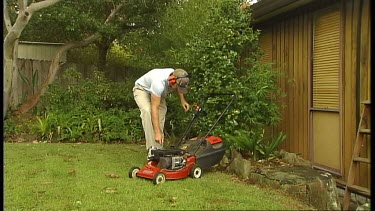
133 68 190 157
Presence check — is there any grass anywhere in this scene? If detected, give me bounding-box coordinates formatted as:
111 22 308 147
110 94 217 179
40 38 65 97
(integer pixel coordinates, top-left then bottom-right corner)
4 143 315 210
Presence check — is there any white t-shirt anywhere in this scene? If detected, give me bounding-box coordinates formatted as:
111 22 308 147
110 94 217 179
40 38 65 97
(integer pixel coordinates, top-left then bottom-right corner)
135 68 174 97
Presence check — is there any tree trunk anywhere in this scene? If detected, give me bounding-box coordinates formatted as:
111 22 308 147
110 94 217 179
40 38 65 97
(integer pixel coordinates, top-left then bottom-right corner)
3 8 32 119
97 42 111 71
3 0 63 119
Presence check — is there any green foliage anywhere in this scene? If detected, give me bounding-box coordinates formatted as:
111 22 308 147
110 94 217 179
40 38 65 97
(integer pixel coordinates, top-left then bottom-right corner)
225 129 264 161
19 0 167 43
153 0 219 54
118 0 220 69
3 116 23 139
99 108 143 142
36 68 143 143
107 40 132 67
172 0 283 137
67 45 98 65
4 114 35 140
259 132 287 160
226 130 286 161
33 113 54 141
68 41 132 66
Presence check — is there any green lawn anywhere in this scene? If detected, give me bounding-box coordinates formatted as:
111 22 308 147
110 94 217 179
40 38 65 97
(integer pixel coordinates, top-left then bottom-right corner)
4 143 315 210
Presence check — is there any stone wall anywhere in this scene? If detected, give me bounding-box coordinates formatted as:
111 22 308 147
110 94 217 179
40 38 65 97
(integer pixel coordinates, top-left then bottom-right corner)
222 150 341 210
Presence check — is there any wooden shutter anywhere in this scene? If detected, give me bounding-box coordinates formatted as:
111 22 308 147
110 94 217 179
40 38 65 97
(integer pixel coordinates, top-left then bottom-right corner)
312 10 341 109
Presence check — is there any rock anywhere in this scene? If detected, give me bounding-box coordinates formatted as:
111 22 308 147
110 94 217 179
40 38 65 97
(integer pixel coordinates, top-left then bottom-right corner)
230 148 243 160
227 156 252 179
279 149 312 167
257 166 340 210
219 155 230 168
356 203 371 211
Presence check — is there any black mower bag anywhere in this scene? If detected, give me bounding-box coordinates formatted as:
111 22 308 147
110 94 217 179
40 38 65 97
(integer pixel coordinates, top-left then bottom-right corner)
180 136 226 169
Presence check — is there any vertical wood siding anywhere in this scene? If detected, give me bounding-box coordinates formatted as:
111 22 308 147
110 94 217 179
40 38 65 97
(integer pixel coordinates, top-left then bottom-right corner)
258 12 311 160
256 0 370 188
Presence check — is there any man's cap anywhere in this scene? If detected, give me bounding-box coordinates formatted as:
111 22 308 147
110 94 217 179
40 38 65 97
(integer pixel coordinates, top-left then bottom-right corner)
173 68 189 94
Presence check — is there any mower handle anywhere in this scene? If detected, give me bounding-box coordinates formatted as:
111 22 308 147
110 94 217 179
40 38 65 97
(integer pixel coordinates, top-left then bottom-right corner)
176 93 236 147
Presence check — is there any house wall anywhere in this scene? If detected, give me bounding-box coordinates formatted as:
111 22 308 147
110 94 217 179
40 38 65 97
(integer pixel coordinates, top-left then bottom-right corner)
255 0 371 188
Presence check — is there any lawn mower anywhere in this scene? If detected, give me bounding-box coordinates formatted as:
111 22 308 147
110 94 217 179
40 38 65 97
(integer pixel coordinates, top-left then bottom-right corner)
128 93 235 184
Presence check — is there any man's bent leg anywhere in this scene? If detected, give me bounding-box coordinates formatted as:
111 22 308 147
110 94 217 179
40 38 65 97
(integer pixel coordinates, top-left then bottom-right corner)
133 87 162 150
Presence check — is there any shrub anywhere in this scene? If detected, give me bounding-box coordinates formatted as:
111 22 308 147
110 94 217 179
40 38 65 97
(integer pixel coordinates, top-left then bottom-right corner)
174 0 283 137
4 114 35 141
3 116 23 139
162 0 285 158
35 68 143 143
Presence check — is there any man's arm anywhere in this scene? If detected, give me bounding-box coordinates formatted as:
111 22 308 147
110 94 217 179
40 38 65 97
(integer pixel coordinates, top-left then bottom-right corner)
151 93 164 144
177 92 190 112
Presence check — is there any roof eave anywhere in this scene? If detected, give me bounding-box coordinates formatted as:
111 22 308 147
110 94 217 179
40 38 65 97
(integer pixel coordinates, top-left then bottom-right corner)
251 0 316 24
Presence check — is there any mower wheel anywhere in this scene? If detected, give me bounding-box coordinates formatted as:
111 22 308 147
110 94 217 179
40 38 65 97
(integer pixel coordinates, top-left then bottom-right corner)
128 167 140 178
153 172 166 185
190 165 202 178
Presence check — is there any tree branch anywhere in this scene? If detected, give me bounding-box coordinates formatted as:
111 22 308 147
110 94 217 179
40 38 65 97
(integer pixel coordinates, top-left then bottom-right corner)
19 0 27 11
104 4 124 24
28 0 63 14
3 1 13 32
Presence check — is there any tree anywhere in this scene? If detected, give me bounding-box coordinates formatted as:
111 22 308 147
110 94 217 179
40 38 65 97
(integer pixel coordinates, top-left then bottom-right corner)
119 0 221 69
3 0 63 119
14 2 124 115
4 0 169 116
20 0 168 70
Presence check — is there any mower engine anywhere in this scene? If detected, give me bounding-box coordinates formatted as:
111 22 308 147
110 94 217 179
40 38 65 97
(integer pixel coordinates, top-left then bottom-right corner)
158 156 187 170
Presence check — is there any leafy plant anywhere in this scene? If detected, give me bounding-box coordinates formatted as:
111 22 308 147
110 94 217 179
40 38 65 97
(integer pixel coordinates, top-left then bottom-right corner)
259 132 287 160
226 129 286 161
33 113 54 141
225 129 264 161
